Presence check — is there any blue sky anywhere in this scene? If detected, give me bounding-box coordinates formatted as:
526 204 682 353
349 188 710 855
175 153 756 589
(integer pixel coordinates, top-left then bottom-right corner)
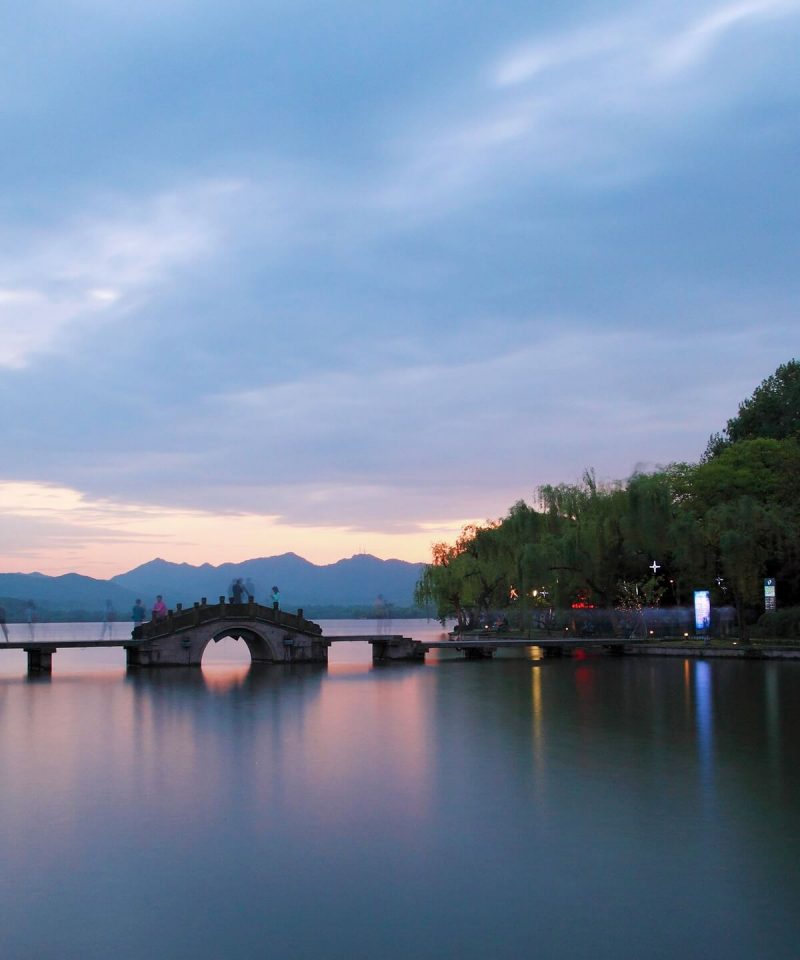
2 0 799 576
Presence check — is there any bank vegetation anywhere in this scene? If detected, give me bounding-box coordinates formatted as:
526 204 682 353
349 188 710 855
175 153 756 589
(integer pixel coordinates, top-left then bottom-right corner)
415 360 800 641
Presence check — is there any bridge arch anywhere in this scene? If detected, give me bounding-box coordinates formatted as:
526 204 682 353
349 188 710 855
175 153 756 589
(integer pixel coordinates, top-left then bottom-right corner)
129 601 328 668
200 625 283 664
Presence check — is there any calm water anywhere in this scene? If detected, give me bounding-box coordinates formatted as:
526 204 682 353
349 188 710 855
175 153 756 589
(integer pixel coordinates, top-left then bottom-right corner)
1 620 799 959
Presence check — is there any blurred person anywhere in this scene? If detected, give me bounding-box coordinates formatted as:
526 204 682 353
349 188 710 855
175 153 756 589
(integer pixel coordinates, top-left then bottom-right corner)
244 577 255 602
0 605 8 641
375 594 389 634
132 598 146 627
99 599 115 640
271 586 280 611
152 595 168 620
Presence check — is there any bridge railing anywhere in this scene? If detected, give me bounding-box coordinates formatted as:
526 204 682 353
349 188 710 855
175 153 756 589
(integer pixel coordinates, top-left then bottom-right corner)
132 599 322 640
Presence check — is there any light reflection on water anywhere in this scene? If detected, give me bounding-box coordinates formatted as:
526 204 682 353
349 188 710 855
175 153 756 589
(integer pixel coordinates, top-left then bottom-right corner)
0 622 798 959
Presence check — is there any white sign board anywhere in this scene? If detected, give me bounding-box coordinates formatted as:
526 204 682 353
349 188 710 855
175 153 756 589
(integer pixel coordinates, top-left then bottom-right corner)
764 578 776 611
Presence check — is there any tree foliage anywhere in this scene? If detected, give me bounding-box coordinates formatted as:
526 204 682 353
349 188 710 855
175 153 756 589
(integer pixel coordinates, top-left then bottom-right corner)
705 359 800 457
417 360 800 638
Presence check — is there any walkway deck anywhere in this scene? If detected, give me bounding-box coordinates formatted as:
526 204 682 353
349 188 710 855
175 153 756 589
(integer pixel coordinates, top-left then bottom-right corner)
1 639 143 675
4 619 798 676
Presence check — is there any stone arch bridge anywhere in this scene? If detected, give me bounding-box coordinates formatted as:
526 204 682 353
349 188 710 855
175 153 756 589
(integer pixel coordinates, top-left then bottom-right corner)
128 598 328 667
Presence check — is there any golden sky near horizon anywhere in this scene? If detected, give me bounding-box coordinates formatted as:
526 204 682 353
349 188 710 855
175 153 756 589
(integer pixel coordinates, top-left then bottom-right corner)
0 481 474 577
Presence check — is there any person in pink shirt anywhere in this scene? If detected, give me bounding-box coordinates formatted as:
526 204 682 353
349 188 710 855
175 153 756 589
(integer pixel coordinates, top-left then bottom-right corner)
151 595 168 620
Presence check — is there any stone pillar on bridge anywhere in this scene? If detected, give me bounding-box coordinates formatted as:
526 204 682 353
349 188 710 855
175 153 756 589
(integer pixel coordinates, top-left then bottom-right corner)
25 646 56 675
371 637 425 663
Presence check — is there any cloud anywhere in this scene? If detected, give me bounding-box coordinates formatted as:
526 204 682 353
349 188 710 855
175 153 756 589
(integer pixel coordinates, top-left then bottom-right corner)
655 0 800 75
0 480 470 576
493 23 627 88
2 313 790 576
0 179 242 368
378 0 800 212
1 1 798 575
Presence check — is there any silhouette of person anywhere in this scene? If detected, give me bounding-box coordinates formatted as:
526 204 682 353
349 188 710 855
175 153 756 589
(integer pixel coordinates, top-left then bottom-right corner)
132 599 146 626
99 599 115 640
244 577 255 602
0 605 8 642
375 594 388 634
232 579 244 604
152 595 168 620
271 586 280 611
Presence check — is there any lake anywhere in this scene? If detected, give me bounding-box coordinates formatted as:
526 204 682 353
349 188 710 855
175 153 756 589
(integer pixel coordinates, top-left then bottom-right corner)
1 619 798 959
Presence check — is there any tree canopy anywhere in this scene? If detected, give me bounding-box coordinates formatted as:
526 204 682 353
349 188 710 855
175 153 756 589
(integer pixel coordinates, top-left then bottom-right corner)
416 360 800 639
705 359 800 457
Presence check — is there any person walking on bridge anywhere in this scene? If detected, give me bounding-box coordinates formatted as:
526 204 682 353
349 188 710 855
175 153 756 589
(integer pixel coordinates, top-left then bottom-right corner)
25 600 36 639
271 586 280 611
99 600 115 640
132 599 146 627
152 595 168 620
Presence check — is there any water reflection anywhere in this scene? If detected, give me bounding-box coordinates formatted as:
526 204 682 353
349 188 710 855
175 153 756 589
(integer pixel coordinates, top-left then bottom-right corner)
694 660 715 804
202 664 251 693
764 663 780 773
1 629 800 959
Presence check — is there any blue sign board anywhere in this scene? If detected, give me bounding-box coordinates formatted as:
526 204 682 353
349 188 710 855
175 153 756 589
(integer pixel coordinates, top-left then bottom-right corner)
694 590 711 632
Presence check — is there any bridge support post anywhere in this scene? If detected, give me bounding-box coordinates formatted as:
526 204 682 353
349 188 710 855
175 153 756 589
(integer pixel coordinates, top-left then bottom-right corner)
371 638 425 663
281 636 328 664
26 647 55 676
464 646 494 660
543 645 565 658
125 643 157 667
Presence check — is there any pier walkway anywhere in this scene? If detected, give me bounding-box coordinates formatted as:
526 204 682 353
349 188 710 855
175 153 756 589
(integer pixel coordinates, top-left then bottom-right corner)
5 601 795 676
1 639 143 675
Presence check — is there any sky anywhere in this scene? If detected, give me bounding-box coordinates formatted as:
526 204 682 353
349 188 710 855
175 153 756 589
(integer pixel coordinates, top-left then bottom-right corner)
1 0 799 577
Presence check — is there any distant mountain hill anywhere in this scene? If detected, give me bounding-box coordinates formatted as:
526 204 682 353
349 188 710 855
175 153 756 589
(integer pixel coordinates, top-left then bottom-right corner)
111 553 425 610
0 572 139 615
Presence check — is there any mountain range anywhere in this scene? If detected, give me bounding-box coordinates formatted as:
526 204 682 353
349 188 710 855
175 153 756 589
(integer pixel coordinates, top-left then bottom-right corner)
0 553 425 617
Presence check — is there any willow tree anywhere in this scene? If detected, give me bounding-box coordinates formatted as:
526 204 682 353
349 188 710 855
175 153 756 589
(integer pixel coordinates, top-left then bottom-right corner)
539 471 633 611
414 524 503 628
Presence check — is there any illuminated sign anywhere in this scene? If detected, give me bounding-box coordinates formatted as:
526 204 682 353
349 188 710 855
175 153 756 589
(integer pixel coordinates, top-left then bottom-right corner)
694 590 711 632
764 578 776 611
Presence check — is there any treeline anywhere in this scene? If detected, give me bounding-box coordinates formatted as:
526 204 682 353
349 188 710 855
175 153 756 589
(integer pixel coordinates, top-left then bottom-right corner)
0 598 119 624
415 360 800 640
0 597 428 624
299 605 426 620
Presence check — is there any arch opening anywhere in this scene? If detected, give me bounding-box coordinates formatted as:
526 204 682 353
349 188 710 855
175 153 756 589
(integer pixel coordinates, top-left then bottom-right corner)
200 625 280 667
202 634 252 667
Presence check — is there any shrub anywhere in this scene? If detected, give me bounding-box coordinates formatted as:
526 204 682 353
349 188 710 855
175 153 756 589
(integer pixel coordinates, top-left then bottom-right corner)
752 607 800 639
